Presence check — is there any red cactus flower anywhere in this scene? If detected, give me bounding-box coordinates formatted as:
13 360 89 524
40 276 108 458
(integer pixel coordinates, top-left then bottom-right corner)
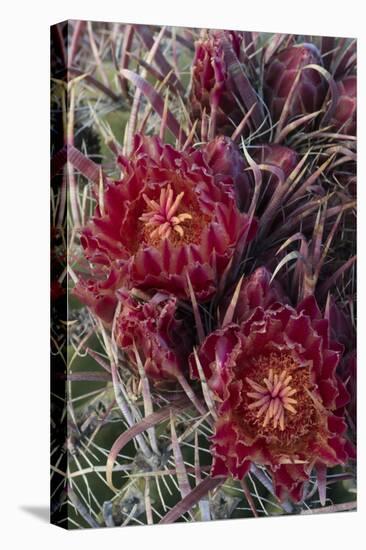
329 75 356 135
189 30 247 135
115 290 193 381
73 266 125 324
229 266 286 320
252 144 298 204
190 268 354 502
253 144 298 179
203 135 252 210
264 43 328 124
76 134 256 309
219 266 285 325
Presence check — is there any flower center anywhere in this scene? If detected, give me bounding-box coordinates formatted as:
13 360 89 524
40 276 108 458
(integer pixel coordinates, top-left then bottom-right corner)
246 369 298 431
139 184 192 240
239 352 322 455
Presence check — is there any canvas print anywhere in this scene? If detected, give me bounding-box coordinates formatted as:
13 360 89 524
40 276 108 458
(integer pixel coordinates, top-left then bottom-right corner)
50 21 357 529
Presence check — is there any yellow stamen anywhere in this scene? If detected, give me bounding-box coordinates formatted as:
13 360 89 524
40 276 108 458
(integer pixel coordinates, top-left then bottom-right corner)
246 369 298 431
139 184 192 240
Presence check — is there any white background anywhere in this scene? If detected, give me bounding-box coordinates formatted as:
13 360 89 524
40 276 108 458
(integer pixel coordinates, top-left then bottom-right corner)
0 0 364 548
